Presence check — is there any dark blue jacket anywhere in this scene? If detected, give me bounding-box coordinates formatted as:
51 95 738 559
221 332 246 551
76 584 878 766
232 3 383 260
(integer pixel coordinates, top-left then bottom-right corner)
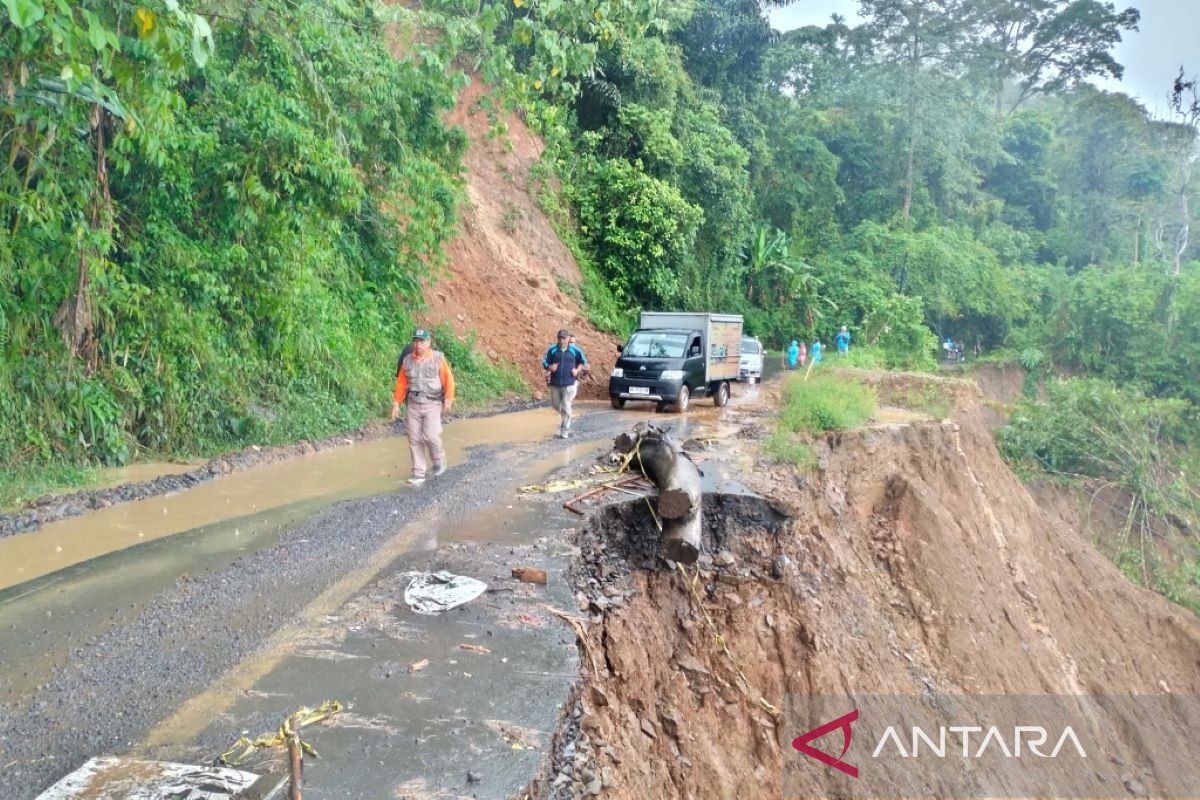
543 343 587 387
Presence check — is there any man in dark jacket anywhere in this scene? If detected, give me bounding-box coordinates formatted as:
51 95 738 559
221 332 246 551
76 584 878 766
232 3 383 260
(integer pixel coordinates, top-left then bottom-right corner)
542 329 587 439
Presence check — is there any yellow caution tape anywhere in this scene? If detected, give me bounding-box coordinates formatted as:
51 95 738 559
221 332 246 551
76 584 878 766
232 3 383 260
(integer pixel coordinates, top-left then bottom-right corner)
677 564 779 717
218 700 343 766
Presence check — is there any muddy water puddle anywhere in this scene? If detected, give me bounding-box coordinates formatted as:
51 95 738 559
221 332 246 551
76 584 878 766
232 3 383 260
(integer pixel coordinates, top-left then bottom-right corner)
0 409 562 592
0 498 327 700
91 460 203 489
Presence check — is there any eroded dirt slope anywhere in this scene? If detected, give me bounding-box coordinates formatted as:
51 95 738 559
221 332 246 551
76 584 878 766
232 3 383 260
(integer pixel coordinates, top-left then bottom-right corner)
424 77 619 399
534 374 1200 799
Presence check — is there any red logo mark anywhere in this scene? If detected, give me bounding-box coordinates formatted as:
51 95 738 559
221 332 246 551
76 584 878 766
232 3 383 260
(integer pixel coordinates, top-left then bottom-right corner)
792 709 859 778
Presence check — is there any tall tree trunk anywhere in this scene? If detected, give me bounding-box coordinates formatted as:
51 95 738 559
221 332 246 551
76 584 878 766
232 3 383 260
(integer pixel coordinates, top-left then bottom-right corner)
1174 191 1189 275
902 40 919 225
54 105 109 366
902 126 915 224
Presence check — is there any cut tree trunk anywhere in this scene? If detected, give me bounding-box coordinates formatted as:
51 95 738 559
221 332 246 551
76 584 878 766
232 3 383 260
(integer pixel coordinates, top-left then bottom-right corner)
614 424 703 564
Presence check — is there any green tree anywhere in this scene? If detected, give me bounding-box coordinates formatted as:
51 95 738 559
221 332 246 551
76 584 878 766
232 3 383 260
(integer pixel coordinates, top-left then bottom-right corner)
859 0 975 222
974 0 1140 114
569 151 702 310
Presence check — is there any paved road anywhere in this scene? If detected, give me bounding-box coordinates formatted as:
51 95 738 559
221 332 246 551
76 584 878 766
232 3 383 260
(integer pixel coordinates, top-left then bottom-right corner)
0 396 742 798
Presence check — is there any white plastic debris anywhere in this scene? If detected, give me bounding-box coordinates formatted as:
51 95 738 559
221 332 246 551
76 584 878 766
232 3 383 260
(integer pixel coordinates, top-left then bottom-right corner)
404 571 487 614
35 757 278 799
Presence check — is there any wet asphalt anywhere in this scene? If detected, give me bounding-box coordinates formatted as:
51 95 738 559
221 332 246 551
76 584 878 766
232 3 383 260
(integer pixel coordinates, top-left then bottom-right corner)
0 404 659 799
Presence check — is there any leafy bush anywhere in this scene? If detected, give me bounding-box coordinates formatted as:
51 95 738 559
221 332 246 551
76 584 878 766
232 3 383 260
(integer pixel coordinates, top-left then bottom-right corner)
999 378 1195 480
568 152 703 310
999 378 1200 613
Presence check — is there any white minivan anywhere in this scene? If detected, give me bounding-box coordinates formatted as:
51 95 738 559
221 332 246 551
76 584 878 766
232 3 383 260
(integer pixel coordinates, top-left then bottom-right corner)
738 336 763 382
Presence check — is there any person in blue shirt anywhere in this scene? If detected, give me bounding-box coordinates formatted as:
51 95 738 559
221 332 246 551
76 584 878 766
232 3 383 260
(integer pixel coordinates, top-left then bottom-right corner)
542 329 587 439
786 340 800 369
835 326 851 356
811 338 823 364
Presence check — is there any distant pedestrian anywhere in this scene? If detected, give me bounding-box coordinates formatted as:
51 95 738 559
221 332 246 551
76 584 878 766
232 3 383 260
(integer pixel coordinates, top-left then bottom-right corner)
974 339 983 359
798 340 807 367
811 339 823 365
391 328 455 486
786 340 800 369
835 325 851 356
543 329 587 439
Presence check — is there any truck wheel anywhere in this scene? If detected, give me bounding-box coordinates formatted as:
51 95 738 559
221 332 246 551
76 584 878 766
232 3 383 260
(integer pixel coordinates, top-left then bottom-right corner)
713 381 730 407
673 385 690 413
610 397 626 410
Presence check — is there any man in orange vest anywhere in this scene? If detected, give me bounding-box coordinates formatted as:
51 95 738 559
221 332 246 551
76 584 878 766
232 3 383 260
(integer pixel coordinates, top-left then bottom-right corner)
391 329 456 486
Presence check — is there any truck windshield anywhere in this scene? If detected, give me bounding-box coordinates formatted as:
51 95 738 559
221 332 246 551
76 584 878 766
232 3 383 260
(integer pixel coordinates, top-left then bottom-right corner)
624 332 689 358
741 338 760 354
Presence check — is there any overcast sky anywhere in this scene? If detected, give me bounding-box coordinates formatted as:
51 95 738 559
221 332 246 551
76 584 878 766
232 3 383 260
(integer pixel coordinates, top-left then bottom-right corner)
767 0 1198 117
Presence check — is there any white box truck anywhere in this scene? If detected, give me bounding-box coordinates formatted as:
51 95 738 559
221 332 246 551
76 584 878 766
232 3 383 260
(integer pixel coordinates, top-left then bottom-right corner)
608 312 743 412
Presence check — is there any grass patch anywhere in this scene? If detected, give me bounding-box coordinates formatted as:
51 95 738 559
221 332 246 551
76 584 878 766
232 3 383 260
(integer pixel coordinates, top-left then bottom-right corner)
0 462 100 513
837 347 887 370
886 382 953 420
765 372 875 469
778 373 877 434
764 430 816 469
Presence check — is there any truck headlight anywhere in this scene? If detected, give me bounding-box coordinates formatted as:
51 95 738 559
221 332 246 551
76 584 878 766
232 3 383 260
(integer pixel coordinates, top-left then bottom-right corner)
660 370 685 380
610 368 623 378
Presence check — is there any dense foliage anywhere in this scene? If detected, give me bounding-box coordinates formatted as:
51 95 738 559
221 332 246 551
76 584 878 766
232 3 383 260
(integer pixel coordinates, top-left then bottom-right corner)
425 0 1194 397
1000 378 1200 611
0 0 497 467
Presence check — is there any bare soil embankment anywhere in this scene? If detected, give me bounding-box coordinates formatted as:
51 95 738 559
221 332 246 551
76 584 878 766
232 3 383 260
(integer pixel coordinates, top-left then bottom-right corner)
425 77 620 400
531 373 1200 799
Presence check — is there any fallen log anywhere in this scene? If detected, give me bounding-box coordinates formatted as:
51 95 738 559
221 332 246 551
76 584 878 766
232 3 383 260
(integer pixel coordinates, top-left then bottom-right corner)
615 423 703 564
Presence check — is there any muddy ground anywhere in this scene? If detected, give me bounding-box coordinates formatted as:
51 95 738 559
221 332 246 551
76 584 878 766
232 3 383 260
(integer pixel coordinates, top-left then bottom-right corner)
529 373 1200 800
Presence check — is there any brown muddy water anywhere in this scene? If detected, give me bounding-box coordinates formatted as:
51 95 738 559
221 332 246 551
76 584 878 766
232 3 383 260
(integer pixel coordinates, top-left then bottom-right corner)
0 409 565 592
91 460 203 489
